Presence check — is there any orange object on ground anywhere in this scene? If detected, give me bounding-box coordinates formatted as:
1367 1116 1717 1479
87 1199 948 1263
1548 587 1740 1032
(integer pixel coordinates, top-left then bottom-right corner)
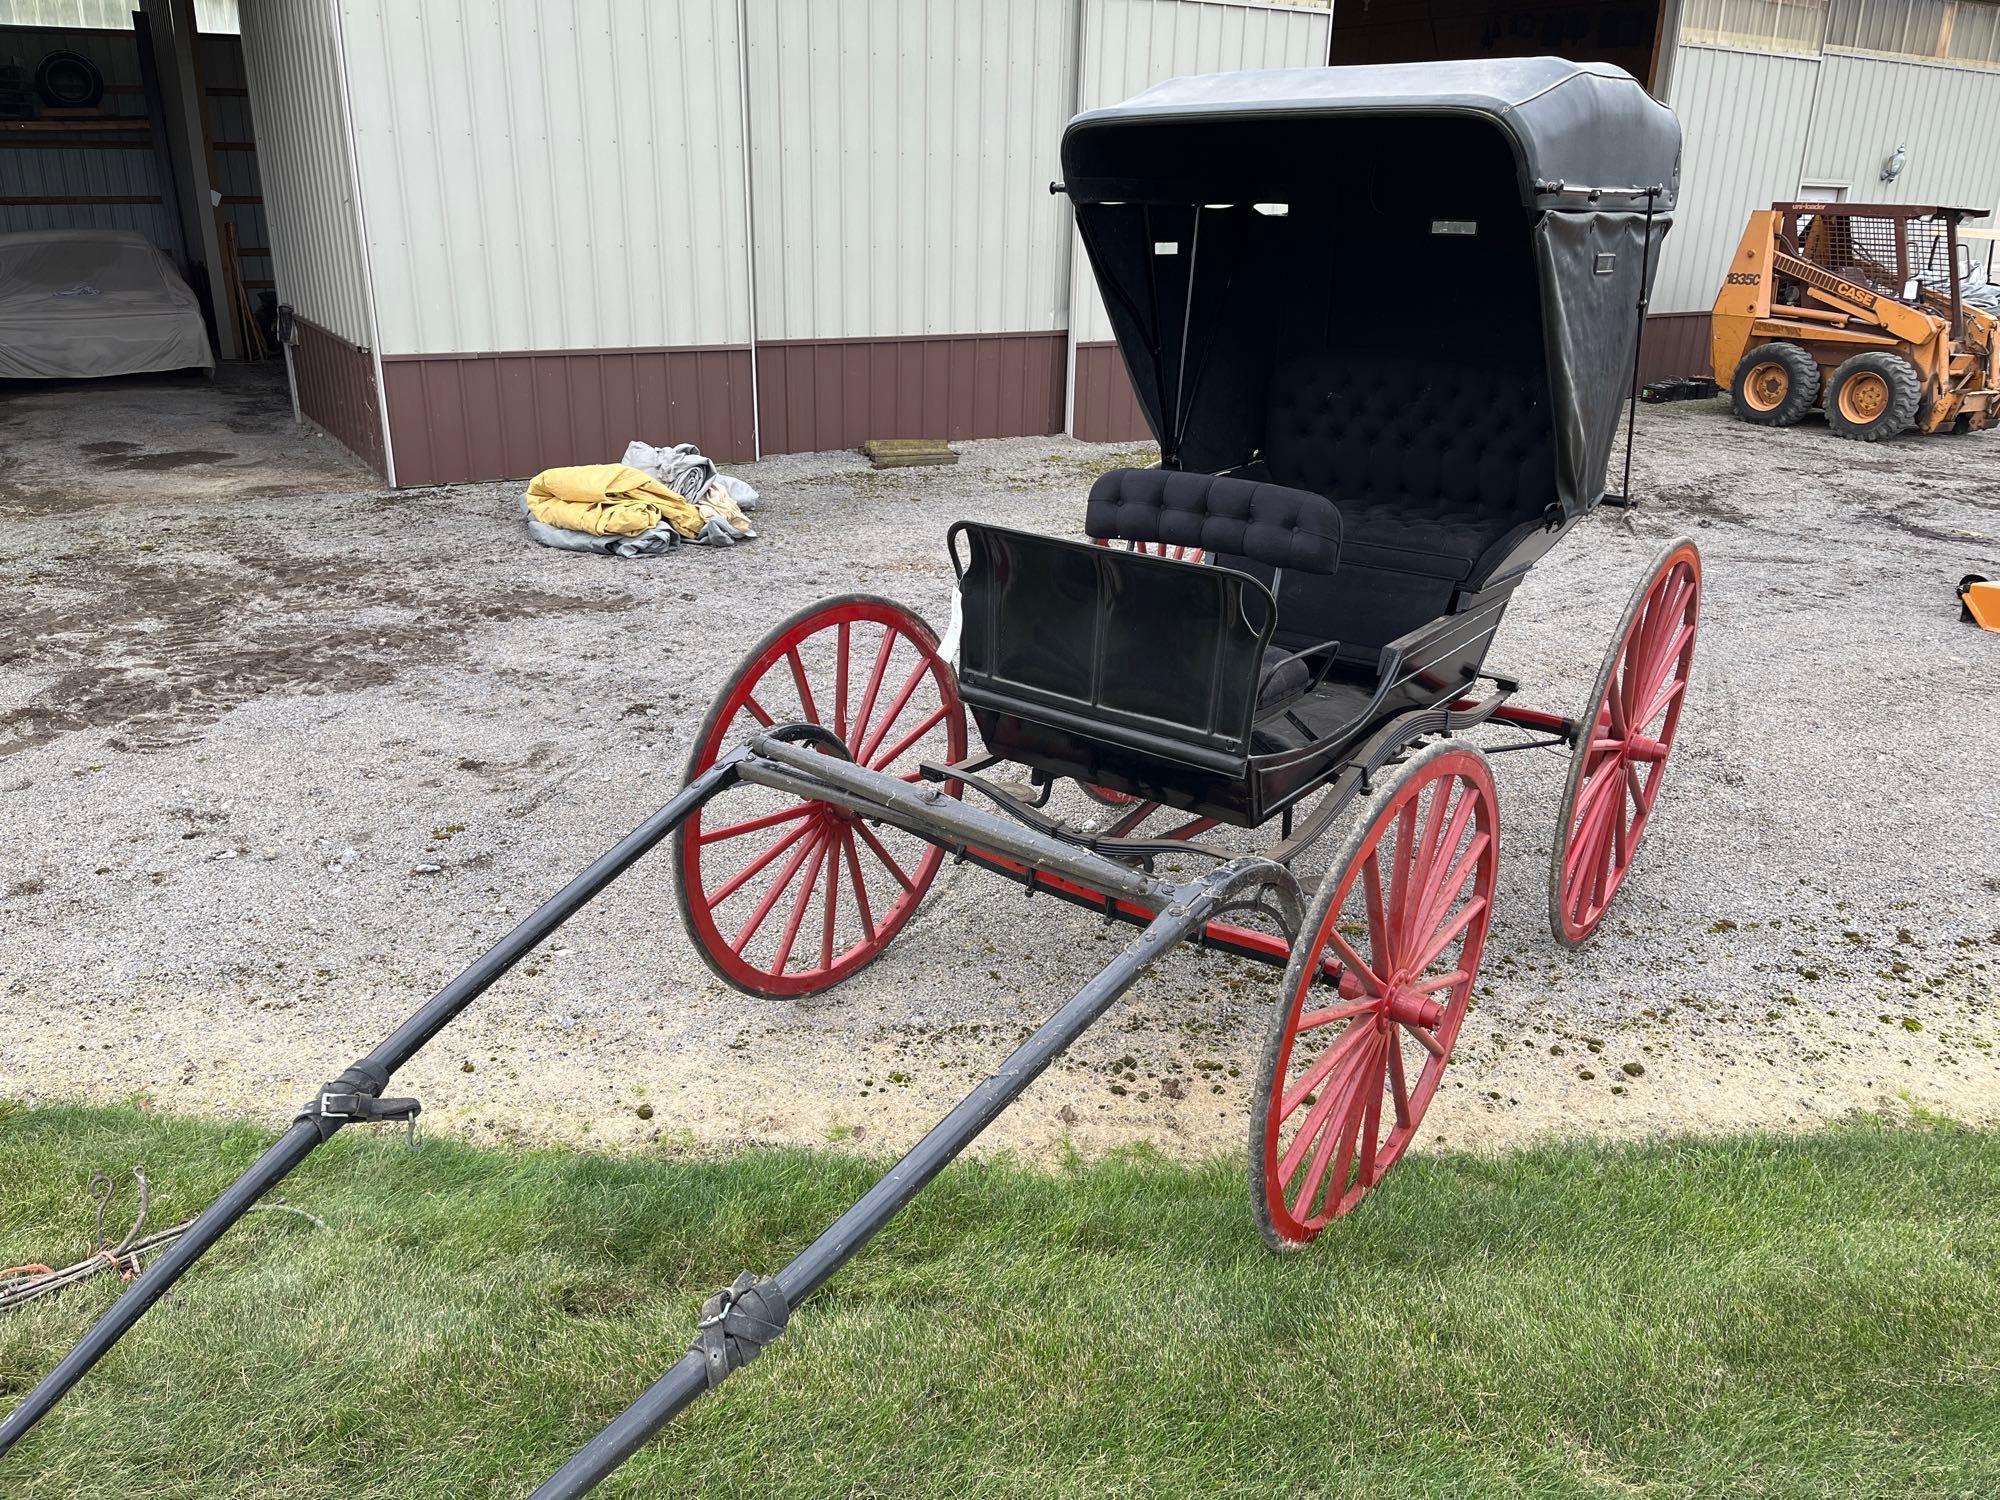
1960 575 2000 631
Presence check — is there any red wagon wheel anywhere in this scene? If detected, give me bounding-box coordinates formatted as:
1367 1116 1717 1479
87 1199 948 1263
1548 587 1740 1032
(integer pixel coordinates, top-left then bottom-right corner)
1250 742 1499 1249
1548 538 1701 948
674 595 967 997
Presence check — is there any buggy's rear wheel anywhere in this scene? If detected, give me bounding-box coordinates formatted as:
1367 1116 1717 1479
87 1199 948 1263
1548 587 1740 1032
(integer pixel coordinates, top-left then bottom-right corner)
674 596 966 997
1250 741 1499 1249
1548 539 1700 947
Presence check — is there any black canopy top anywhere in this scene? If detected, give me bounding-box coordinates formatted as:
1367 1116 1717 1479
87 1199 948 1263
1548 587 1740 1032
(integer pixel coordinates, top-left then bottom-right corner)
1064 57 1681 214
1060 58 1683 533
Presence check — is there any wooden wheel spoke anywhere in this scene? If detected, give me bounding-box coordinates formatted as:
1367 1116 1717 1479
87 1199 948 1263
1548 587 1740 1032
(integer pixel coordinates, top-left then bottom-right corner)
1406 782 1454 926
730 827 825 952
869 700 952 772
1564 767 1622 881
709 818 816 904
1565 803 1617 922
1357 1066 1384 1189
1403 1019 1446 1059
1296 999 1378 1031
853 820 917 893
833 621 850 742
698 802 815 847
841 829 876 942
1407 796 1481 947
1324 928 1384 994
1411 967 1469 996
1410 894 1488 976
769 835 831 974
855 658 932 765
784 648 821 725
742 692 777 729
818 839 841 970
1386 1033 1411 1128
1280 1015 1378 1118
1286 1033 1379 1204
846 627 899 755
1387 802 1418 957
1361 850 1393 977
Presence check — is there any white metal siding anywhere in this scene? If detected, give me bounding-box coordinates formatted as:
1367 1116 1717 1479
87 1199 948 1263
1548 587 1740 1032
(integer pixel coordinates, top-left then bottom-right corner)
1803 51 2000 217
238 0 370 344
335 0 751 357
1069 0 1331 344
743 0 1077 342
1652 43 1823 313
0 0 239 30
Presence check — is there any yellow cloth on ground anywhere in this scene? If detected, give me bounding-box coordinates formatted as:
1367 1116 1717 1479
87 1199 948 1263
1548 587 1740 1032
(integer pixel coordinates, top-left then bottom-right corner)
524 464 702 539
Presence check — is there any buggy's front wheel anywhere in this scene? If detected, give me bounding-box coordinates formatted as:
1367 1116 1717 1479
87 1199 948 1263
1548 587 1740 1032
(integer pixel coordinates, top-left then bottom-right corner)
1250 741 1499 1249
674 595 966 997
1548 538 1700 947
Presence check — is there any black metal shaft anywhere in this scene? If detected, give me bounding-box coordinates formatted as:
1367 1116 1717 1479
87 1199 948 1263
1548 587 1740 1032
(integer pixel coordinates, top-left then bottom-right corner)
0 753 747 1462
529 858 1291 1499
1620 188 1660 508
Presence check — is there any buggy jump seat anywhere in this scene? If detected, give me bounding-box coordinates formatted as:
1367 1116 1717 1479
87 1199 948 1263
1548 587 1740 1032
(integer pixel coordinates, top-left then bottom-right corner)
952 350 1556 824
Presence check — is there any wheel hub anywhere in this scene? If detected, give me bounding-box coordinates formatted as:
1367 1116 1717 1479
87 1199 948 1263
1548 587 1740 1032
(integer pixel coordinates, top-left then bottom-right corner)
1842 372 1888 421
1747 363 1787 410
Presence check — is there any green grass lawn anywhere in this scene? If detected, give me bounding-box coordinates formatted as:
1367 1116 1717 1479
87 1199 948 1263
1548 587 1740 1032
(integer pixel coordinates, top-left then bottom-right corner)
2 1104 1997 1499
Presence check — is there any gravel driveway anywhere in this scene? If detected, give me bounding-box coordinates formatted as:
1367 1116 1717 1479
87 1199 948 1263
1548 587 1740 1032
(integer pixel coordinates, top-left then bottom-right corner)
2 370 1996 1166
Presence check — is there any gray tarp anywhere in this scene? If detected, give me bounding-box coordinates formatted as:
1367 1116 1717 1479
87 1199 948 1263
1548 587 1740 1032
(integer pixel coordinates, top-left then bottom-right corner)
0 229 214 380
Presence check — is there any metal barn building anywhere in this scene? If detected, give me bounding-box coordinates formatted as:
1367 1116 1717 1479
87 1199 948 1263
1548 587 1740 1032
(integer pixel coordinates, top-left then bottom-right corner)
7 0 2000 485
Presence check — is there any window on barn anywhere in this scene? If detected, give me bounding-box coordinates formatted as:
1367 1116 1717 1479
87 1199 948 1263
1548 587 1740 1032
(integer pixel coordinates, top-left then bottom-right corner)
1828 0 2000 68
1680 0 1829 54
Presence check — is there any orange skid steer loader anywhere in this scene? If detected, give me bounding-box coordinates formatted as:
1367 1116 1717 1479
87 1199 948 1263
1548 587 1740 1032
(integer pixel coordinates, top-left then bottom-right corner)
1712 202 2000 441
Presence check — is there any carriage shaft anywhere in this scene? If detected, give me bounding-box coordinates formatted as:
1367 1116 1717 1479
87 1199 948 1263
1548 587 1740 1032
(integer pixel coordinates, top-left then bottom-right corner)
0 750 755 1462
529 856 1296 1500
738 732 1184 909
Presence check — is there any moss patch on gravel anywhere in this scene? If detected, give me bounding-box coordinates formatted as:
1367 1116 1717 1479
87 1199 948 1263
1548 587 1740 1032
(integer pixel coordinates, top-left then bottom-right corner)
3 1103 1999 1498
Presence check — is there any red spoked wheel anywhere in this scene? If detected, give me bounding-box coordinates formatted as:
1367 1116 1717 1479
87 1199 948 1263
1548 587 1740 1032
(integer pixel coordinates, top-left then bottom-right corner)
1549 538 1701 948
674 595 967 997
1091 536 1206 565
1250 742 1499 1249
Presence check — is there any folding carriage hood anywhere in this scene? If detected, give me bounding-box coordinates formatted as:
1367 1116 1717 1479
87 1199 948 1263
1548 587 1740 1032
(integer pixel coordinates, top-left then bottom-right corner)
1061 57 1682 523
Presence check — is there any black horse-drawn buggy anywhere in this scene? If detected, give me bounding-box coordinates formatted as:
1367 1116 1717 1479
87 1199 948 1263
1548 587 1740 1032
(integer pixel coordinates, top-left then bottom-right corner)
6 58 1694 1496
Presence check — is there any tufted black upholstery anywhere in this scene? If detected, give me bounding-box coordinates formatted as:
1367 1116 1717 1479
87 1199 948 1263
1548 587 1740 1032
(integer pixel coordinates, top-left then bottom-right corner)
1086 468 1342 575
1261 350 1555 580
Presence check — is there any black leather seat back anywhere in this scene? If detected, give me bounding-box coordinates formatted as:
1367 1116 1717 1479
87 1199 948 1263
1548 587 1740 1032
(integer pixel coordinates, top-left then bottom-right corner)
1221 349 1557 652
1085 468 1341 574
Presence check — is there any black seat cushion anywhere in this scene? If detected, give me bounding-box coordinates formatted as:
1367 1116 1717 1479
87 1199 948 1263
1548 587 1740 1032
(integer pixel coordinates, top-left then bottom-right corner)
1261 350 1554 580
1086 468 1342 575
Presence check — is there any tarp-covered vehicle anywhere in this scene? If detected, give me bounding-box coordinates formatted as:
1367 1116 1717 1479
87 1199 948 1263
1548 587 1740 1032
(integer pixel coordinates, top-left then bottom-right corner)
0 228 213 380
4 58 1693 1498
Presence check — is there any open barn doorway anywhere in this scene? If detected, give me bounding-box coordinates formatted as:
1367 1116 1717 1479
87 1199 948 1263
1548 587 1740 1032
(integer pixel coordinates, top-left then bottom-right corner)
1327 0 1669 94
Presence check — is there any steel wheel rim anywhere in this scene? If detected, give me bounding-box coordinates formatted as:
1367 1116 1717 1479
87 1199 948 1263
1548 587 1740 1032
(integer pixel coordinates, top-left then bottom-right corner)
1839 371 1889 423
1552 543 1700 945
677 599 965 997
1744 361 1788 412
1257 747 1499 1244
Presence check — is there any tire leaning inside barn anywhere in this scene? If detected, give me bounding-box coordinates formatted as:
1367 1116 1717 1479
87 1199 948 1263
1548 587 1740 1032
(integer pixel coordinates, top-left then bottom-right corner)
1729 342 1820 427
1825 351 1922 441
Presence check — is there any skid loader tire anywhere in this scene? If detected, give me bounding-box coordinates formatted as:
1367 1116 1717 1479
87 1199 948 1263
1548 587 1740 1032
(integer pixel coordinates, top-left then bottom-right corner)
1730 342 1819 427
1826 352 1921 442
